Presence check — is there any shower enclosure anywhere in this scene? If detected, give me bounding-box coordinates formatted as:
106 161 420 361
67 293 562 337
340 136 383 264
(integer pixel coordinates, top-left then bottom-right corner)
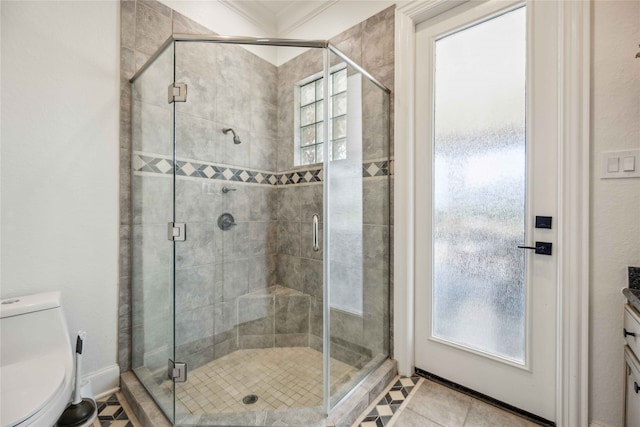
130 35 390 426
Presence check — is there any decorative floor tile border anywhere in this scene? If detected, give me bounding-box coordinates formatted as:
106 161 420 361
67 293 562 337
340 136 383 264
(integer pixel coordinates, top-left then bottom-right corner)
92 392 140 427
133 151 389 186
354 375 422 427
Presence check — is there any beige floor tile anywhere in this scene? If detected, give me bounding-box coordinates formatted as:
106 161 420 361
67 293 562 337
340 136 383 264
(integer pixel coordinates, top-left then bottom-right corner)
463 400 541 427
376 404 394 417
168 347 356 415
391 408 443 427
404 380 472 427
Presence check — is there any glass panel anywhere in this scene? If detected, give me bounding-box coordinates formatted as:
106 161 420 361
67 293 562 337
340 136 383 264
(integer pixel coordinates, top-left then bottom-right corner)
432 7 526 362
316 78 324 100
333 138 347 161
332 68 347 93
301 103 316 126
333 92 347 116
301 82 316 106
316 122 324 144
332 115 346 139
302 145 316 165
316 100 324 123
328 55 390 409
302 124 317 146
131 41 176 422
170 42 325 426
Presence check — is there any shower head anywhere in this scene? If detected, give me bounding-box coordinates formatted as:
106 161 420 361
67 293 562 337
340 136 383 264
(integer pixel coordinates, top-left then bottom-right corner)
223 128 242 144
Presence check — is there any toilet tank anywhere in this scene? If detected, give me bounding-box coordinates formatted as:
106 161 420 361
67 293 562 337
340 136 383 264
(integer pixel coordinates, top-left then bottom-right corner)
1 292 73 366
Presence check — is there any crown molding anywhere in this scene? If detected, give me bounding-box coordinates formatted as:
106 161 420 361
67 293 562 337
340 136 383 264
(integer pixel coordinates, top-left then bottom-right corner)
277 1 340 36
220 0 341 38
218 0 277 35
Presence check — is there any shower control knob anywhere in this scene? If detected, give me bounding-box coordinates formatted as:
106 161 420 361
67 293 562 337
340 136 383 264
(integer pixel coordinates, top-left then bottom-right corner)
217 213 237 231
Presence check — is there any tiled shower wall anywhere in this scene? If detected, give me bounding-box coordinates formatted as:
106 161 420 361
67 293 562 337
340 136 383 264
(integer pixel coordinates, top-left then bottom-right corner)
120 0 237 371
119 0 394 372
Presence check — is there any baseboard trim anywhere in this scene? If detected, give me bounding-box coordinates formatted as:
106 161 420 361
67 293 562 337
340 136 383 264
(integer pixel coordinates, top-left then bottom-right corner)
83 363 120 398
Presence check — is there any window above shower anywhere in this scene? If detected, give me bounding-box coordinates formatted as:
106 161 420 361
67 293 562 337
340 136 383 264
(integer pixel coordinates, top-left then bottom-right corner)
294 65 348 166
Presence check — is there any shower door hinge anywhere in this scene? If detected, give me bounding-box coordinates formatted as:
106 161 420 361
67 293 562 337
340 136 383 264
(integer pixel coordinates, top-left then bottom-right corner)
168 359 187 383
168 82 187 103
168 222 186 241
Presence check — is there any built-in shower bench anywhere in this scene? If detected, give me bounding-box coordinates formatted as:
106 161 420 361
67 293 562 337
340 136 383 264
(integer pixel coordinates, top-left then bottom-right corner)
237 285 373 369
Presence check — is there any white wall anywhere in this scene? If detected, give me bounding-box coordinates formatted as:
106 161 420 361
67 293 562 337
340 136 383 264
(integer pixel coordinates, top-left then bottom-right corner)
590 1 640 426
1 1 120 395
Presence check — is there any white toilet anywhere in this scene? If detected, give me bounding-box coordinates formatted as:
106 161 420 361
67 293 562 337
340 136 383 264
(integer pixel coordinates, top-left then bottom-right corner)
0 292 74 427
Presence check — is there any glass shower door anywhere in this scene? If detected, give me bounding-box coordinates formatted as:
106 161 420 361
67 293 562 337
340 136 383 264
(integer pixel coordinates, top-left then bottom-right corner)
131 41 176 422
171 40 326 426
325 48 391 408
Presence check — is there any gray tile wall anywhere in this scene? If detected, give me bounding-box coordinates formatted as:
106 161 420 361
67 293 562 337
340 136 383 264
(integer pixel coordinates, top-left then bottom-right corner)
121 0 280 372
120 0 394 373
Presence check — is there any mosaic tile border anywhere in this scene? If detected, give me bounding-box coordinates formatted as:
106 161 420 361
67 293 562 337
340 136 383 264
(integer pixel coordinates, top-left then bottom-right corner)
357 376 422 427
133 152 389 186
94 392 138 427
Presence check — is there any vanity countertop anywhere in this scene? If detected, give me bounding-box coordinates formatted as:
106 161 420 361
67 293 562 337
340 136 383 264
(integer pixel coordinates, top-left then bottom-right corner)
623 287 640 313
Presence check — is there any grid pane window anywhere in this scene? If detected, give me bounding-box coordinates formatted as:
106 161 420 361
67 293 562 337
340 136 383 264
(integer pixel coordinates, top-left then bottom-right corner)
296 68 347 165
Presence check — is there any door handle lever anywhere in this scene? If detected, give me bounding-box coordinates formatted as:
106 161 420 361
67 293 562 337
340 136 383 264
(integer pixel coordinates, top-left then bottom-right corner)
517 242 552 256
624 328 636 338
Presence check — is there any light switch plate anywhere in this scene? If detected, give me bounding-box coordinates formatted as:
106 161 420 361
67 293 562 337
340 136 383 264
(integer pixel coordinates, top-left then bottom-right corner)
623 156 636 172
601 149 640 179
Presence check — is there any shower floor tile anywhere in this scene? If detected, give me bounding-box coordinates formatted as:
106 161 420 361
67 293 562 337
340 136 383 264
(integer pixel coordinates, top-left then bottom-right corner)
169 347 356 415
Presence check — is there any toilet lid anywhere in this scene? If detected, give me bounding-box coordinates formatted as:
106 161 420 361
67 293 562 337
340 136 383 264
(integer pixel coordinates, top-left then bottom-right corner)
0 354 66 427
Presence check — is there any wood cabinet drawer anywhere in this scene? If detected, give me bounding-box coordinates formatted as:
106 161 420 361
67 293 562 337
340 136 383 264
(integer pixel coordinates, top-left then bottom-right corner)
625 346 640 427
625 304 640 357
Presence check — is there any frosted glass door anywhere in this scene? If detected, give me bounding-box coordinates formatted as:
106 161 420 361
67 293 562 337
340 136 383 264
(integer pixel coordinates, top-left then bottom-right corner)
432 6 526 363
414 0 560 421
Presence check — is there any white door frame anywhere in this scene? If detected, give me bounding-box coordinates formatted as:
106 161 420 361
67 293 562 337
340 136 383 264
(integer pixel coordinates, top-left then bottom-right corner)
392 1 590 425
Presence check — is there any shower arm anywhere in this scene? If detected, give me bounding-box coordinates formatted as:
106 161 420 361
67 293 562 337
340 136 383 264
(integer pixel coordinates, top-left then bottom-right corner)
223 128 242 144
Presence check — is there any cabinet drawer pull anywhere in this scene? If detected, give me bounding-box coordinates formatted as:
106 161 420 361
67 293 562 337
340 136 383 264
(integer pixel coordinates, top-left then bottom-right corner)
635 381 639 394
624 328 636 338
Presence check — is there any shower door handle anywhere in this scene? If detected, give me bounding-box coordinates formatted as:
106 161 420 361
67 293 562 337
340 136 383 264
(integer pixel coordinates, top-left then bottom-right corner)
312 215 320 252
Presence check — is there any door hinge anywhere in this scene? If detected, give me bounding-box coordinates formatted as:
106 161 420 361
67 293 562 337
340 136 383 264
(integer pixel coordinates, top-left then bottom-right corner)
168 82 187 103
168 359 187 383
168 222 186 241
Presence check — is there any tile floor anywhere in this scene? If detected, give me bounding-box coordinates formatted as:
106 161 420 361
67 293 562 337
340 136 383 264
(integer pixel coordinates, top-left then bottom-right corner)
354 376 544 427
113 369 545 426
167 347 356 415
91 392 141 427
